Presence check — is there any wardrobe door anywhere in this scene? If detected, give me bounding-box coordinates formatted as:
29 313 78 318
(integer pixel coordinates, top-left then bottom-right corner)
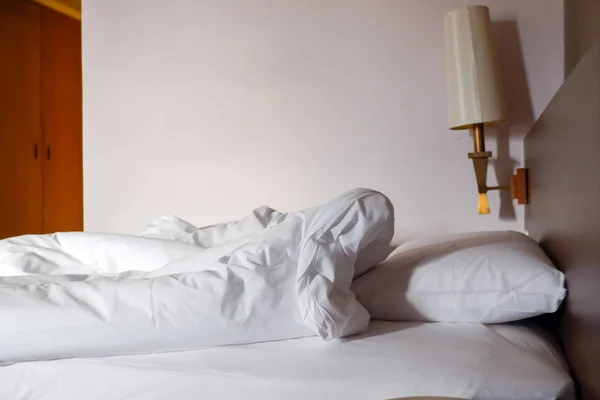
40 7 83 233
0 0 43 239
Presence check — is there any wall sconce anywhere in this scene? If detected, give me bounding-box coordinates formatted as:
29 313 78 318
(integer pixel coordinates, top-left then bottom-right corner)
445 5 528 214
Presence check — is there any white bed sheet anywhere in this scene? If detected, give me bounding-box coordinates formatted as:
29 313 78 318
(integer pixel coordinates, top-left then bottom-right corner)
0 321 574 400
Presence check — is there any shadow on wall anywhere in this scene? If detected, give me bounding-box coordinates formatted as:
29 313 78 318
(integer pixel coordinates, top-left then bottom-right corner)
489 20 535 221
565 0 600 77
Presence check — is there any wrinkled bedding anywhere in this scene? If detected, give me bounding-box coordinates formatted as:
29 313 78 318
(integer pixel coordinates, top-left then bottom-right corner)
0 189 394 363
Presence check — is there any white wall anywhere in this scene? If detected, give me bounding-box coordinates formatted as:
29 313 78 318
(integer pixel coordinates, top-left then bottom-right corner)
83 0 563 242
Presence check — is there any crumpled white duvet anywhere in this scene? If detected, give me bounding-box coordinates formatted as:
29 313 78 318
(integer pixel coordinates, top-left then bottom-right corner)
0 189 393 363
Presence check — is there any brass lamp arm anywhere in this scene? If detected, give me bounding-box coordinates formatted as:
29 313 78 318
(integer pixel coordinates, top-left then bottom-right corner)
486 185 511 191
467 123 529 213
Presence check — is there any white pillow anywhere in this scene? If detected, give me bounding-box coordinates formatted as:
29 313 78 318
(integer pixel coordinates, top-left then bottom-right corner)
352 231 566 323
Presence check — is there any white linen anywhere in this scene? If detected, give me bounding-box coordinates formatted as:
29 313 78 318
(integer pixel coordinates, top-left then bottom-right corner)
138 206 283 247
0 321 574 400
352 231 566 323
0 188 394 363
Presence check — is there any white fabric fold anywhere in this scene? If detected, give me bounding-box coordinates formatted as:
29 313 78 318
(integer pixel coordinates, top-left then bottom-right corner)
0 188 393 363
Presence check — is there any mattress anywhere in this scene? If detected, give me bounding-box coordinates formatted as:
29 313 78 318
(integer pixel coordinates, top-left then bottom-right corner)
0 321 574 400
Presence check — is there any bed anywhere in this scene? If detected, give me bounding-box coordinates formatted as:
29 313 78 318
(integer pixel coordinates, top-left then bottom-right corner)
0 202 580 399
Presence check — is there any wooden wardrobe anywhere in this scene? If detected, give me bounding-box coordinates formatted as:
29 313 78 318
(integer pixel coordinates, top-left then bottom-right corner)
0 0 82 239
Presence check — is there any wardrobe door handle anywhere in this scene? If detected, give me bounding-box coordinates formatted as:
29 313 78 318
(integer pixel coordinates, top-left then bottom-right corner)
47 146 51 161
34 144 38 160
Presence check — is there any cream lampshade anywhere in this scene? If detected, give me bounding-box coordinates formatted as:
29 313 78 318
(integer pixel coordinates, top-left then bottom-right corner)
445 6 508 215
445 5 506 129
